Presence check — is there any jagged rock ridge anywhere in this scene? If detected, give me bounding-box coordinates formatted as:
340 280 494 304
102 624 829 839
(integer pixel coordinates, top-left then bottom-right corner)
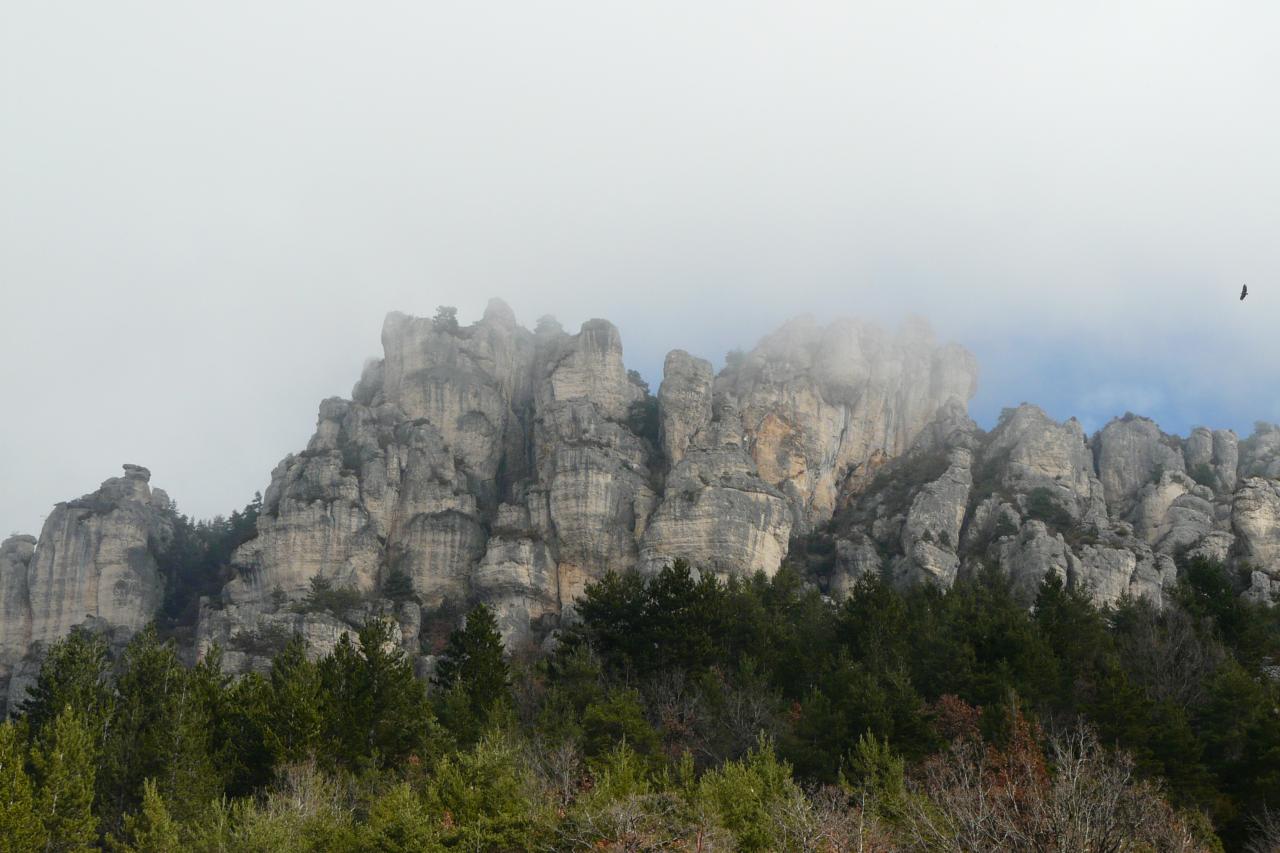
3 300 1277 708
192 301 976 673
813 405 1280 610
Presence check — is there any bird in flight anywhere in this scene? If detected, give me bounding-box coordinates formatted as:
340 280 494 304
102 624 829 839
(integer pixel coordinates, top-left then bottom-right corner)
1240 284 1248 301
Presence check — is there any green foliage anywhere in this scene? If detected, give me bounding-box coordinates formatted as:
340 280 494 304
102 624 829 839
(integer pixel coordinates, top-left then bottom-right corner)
111 778 182 853
697 737 798 852
229 623 294 657
1024 486 1075 532
581 689 661 765
316 619 438 772
296 575 365 615
1191 462 1217 489
156 494 260 632
0 720 45 852
16 627 113 742
432 604 510 744
431 305 459 333
98 626 222 832
33 707 98 852
625 394 661 446
423 732 549 850
381 567 418 604
263 635 323 768
359 783 438 852
12 548 1280 849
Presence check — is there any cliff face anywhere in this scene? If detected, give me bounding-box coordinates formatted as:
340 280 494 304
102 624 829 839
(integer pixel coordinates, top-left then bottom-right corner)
817 405 1280 610
191 301 976 671
4 301 1278 701
0 465 172 712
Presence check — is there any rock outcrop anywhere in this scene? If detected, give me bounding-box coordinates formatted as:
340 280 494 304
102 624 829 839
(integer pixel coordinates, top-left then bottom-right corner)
7 300 1278 700
0 465 173 713
192 303 976 669
823 403 1278 611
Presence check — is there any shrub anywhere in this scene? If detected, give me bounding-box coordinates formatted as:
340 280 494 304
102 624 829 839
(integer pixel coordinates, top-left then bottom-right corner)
295 575 365 615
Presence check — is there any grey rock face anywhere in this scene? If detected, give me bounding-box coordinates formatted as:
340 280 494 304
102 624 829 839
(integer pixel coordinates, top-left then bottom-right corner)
192 305 980 668
894 448 973 587
995 521 1073 605
1 466 174 712
1095 416 1186 514
1184 427 1239 493
980 405 1105 524
826 401 1264 612
0 535 37 709
717 316 978 533
657 350 714 467
19 301 1280 695
1233 478 1280 574
1240 422 1280 479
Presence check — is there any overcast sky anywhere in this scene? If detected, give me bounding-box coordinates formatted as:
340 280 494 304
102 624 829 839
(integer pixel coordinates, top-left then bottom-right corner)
2 2 1278 535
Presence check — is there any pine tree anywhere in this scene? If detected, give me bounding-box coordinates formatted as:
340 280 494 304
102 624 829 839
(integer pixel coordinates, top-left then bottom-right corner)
433 604 510 738
33 707 98 853
16 628 113 744
0 720 45 852
382 567 418 604
317 618 437 770
98 627 219 833
111 779 181 853
265 635 322 767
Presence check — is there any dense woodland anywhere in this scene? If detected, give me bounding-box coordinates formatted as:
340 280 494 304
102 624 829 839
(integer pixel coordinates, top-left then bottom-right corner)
2 506 1279 850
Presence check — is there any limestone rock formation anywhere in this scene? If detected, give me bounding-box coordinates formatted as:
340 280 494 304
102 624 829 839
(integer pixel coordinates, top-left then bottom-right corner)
8 301 1279 697
1095 415 1186 514
824 404 1278 613
716 316 978 533
0 465 173 713
194 303 977 668
0 535 36 712
657 350 714 467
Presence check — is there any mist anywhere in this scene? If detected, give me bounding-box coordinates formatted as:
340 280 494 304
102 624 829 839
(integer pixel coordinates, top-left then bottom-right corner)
3 2 1277 534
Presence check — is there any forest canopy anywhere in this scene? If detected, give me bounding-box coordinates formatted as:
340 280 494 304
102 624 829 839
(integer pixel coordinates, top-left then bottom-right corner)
3 556 1278 851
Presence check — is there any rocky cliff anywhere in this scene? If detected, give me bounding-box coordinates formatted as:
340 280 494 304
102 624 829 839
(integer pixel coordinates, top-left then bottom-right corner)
3 300 1277 705
192 301 976 673
0 465 173 712
812 405 1280 611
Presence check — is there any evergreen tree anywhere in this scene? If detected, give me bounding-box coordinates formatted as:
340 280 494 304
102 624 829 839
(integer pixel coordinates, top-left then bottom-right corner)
433 604 510 740
264 635 323 767
16 628 112 743
381 568 418 604
0 720 45 852
317 619 437 770
98 627 219 832
110 779 181 853
33 707 98 853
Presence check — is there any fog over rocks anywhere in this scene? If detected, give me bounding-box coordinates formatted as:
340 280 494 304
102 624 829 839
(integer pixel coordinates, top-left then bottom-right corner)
2 301 1278 708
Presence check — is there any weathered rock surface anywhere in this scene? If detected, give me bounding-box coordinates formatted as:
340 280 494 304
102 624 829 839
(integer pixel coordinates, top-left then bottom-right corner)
0 465 173 713
0 535 36 711
716 316 978 533
192 304 976 668
824 404 1279 613
9 302 1280 698
1096 415 1186 514
657 350 714 467
980 405 1106 524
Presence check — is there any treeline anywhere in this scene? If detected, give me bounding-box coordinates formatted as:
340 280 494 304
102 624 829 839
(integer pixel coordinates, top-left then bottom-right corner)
2 558 1278 850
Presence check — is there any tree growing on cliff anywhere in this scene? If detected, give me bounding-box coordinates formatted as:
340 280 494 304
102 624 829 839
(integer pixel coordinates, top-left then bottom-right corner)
433 605 511 743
